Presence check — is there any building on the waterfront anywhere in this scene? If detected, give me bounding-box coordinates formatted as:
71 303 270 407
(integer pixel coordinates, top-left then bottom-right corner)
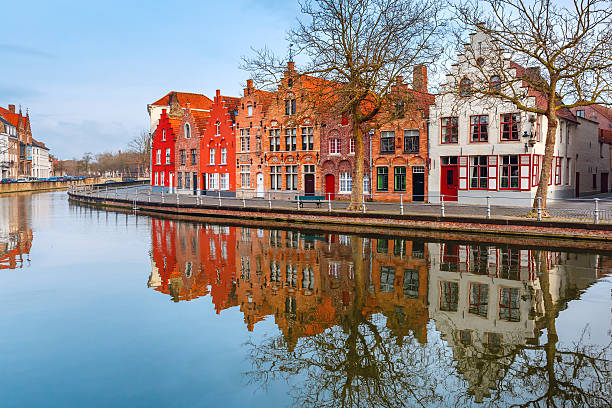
429 30 610 204
200 90 240 197
0 114 18 179
151 95 182 192
0 105 33 178
147 91 212 137
175 105 209 195
31 138 51 179
370 66 434 202
0 194 33 270
570 103 612 193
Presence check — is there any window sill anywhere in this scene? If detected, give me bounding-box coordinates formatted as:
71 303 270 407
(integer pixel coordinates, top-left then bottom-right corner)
469 141 489 144
440 142 459 145
379 151 395 155
403 151 420 154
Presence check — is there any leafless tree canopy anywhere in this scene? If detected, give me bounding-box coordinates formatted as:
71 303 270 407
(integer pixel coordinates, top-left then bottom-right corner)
242 0 445 209
451 0 612 210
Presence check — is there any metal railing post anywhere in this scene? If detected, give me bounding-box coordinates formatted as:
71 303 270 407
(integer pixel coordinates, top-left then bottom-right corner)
242 197 246 208
536 197 542 221
440 195 445 217
297 195 300 210
328 193 331 213
148 190 151 203
486 196 491 219
218 191 222 207
400 194 404 215
594 198 600 224
362 194 366 213
161 191 164 203
268 193 272 209
177 193 180 205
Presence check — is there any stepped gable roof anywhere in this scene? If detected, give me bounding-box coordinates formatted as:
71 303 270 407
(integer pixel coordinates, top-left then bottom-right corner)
151 92 213 110
190 109 210 134
0 108 20 128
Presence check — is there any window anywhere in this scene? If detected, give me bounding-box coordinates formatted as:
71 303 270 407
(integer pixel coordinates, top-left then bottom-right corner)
177 172 183 189
363 175 370 194
349 138 355 154
209 148 215 165
191 149 197 165
184 123 191 139
301 127 313 150
380 266 395 293
459 330 472 345
555 157 562 185
565 158 571 185
394 167 406 191
339 172 352 193
247 105 253 117
285 98 296 115
489 75 501 91
154 172 158 185
240 165 250 188
500 155 519 189
441 117 458 144
185 172 191 189
215 121 220 135
403 269 419 298
156 149 161 165
240 129 250 152
499 287 520 322
470 156 488 189
285 128 296 151
180 149 186 166
459 78 472 96
470 115 488 142
329 138 340 154
469 283 489 317
501 113 520 141
380 131 395 153
220 173 229 190
162 129 166 141
165 148 171 164
269 128 281 151
440 281 459 312
285 165 298 190
377 239 388 254
404 130 419 153
377 167 388 191
303 164 315 173
220 147 227 165
208 173 219 190
576 110 585 118
160 171 165 185
271 166 282 190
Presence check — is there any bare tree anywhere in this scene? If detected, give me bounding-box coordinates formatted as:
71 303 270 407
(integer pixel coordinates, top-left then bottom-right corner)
127 130 151 177
452 0 612 212
243 0 444 210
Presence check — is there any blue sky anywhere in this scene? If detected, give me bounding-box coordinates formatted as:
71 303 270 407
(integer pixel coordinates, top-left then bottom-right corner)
0 0 298 159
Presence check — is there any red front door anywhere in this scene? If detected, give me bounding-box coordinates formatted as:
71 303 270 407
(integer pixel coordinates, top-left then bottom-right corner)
441 165 458 201
325 174 335 200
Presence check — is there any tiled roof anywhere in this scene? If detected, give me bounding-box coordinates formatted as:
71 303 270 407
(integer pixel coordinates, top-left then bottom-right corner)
31 138 49 150
191 110 210 134
590 104 612 122
151 92 213 110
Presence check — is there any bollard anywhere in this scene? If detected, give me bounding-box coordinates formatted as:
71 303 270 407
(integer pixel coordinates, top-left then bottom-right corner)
536 197 542 221
297 195 300 210
243 197 246 208
594 198 600 224
440 195 445 217
400 194 404 215
486 196 491 219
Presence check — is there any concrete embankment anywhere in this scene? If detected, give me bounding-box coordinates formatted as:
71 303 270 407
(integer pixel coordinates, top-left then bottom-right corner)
1 178 102 194
68 191 612 247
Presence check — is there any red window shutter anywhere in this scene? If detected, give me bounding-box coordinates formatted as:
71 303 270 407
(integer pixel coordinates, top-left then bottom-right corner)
520 154 531 191
487 155 498 190
458 155 468 190
532 155 539 187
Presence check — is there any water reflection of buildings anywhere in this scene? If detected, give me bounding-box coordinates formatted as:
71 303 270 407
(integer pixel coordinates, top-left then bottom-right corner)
0 195 33 270
147 221 607 398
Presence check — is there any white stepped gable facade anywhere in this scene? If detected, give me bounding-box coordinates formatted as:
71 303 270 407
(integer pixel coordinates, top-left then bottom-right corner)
428 30 609 205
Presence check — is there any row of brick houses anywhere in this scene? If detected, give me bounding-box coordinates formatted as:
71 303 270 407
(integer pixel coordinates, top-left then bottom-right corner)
0 104 52 179
149 33 610 203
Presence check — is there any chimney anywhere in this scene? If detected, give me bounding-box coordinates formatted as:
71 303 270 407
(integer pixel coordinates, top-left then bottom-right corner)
8 104 15 113
168 92 183 119
287 61 295 72
247 79 253 89
413 65 428 93
216 89 221 98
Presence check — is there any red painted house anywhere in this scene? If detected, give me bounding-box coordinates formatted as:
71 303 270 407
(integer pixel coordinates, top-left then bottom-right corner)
151 98 182 192
200 89 240 196
176 105 209 195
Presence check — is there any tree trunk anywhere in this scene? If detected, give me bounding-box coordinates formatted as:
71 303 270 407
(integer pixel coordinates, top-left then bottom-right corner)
533 107 558 213
349 114 365 211
537 250 559 403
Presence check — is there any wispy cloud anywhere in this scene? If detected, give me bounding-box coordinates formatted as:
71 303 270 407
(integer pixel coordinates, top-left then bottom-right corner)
0 44 54 59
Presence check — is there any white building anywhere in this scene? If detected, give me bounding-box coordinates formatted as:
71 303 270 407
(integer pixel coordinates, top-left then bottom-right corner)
31 139 51 179
147 91 212 135
429 30 610 205
0 114 17 179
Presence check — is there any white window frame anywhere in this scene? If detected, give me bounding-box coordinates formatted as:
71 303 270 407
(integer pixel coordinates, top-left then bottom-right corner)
220 173 229 190
339 172 352 193
165 148 171 165
220 147 227 165
210 148 216 165
185 123 191 139
329 138 340 155
156 149 161 165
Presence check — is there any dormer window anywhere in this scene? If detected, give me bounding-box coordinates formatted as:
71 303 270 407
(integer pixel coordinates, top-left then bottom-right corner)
489 75 501 92
185 123 191 139
459 78 472 97
285 94 296 115
247 105 253 117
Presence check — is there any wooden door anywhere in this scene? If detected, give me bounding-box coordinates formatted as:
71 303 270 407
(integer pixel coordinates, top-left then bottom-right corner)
325 174 335 200
256 173 264 198
304 174 315 196
601 173 609 193
440 165 458 201
193 173 198 195
575 172 580 197
412 169 425 202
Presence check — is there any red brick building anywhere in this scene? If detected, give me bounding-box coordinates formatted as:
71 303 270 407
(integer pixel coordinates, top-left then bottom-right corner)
0 105 32 177
200 90 240 197
151 97 182 192
175 105 208 195
370 67 434 202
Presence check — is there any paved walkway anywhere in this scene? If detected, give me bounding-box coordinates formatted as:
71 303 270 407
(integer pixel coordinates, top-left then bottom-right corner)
75 185 612 224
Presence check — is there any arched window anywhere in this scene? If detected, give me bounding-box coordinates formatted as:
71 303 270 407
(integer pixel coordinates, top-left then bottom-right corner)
215 121 220 135
489 75 502 91
459 78 472 97
185 123 191 139
162 128 166 141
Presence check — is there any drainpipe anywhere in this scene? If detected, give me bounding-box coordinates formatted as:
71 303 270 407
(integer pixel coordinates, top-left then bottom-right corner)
369 129 373 198
426 119 430 202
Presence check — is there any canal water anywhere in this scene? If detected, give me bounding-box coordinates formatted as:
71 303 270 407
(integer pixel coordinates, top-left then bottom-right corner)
1 191 611 407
